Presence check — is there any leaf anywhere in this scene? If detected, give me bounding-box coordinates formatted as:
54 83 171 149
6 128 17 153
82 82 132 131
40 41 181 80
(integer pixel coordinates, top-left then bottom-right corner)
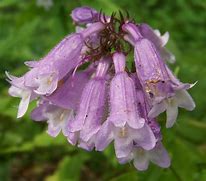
110 172 138 181
175 118 206 144
168 137 204 181
46 153 89 181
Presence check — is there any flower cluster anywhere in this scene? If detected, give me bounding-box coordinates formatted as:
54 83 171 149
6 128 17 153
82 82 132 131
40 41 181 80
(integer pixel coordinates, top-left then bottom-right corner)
7 7 195 171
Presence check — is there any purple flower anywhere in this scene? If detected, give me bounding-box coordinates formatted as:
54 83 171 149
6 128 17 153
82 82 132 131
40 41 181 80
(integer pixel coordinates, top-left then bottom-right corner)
148 67 196 128
123 22 195 128
117 73 170 170
47 70 92 110
96 121 156 159
71 7 98 24
7 73 36 118
108 53 145 129
138 23 175 63
130 142 170 171
7 21 104 117
32 101 74 137
67 57 110 150
24 24 104 90
95 53 156 159
7 7 196 171
31 70 91 137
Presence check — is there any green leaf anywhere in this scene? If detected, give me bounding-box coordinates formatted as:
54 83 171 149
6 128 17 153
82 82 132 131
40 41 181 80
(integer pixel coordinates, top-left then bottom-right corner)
46 153 89 181
175 118 206 144
110 172 138 181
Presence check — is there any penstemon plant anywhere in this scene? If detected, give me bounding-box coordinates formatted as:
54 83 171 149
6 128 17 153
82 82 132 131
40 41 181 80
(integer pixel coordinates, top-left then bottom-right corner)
7 6 195 171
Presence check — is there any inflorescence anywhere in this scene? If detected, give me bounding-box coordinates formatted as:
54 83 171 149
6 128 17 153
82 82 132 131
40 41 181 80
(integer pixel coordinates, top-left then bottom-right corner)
7 7 195 171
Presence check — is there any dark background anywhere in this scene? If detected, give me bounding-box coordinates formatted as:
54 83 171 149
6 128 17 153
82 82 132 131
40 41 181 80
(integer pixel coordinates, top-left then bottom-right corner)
0 0 206 180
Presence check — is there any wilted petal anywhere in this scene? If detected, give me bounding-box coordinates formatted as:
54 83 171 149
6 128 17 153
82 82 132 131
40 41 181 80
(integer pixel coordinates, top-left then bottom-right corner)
159 32 169 47
17 90 31 118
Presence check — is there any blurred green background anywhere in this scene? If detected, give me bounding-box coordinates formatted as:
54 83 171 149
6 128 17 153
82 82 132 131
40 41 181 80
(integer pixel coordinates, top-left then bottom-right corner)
0 0 206 180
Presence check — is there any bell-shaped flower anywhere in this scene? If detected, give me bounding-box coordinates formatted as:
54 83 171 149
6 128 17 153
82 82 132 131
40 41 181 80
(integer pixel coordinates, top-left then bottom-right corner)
45 106 74 137
67 57 110 150
31 100 74 137
9 22 105 103
115 88 169 170
71 6 98 24
7 6 196 171
96 120 156 159
36 22 104 80
130 142 170 171
31 70 91 137
21 34 85 96
123 23 195 128
148 66 195 128
108 52 145 129
95 52 156 159
138 23 175 63
132 73 162 140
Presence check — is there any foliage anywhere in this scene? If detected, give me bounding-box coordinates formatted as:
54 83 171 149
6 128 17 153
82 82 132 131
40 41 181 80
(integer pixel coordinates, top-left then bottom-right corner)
0 0 205 180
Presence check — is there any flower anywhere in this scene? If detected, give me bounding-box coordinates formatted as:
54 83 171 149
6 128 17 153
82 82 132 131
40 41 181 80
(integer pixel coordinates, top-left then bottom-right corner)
148 66 196 128
31 70 91 137
123 22 195 128
67 57 110 150
7 6 195 171
71 7 98 24
7 73 35 118
130 142 171 171
95 53 156 160
7 22 104 117
138 23 175 63
31 101 74 137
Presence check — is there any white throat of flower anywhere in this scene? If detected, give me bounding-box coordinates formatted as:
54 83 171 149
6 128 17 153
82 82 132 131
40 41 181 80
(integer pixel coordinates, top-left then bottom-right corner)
45 108 74 137
34 72 58 95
